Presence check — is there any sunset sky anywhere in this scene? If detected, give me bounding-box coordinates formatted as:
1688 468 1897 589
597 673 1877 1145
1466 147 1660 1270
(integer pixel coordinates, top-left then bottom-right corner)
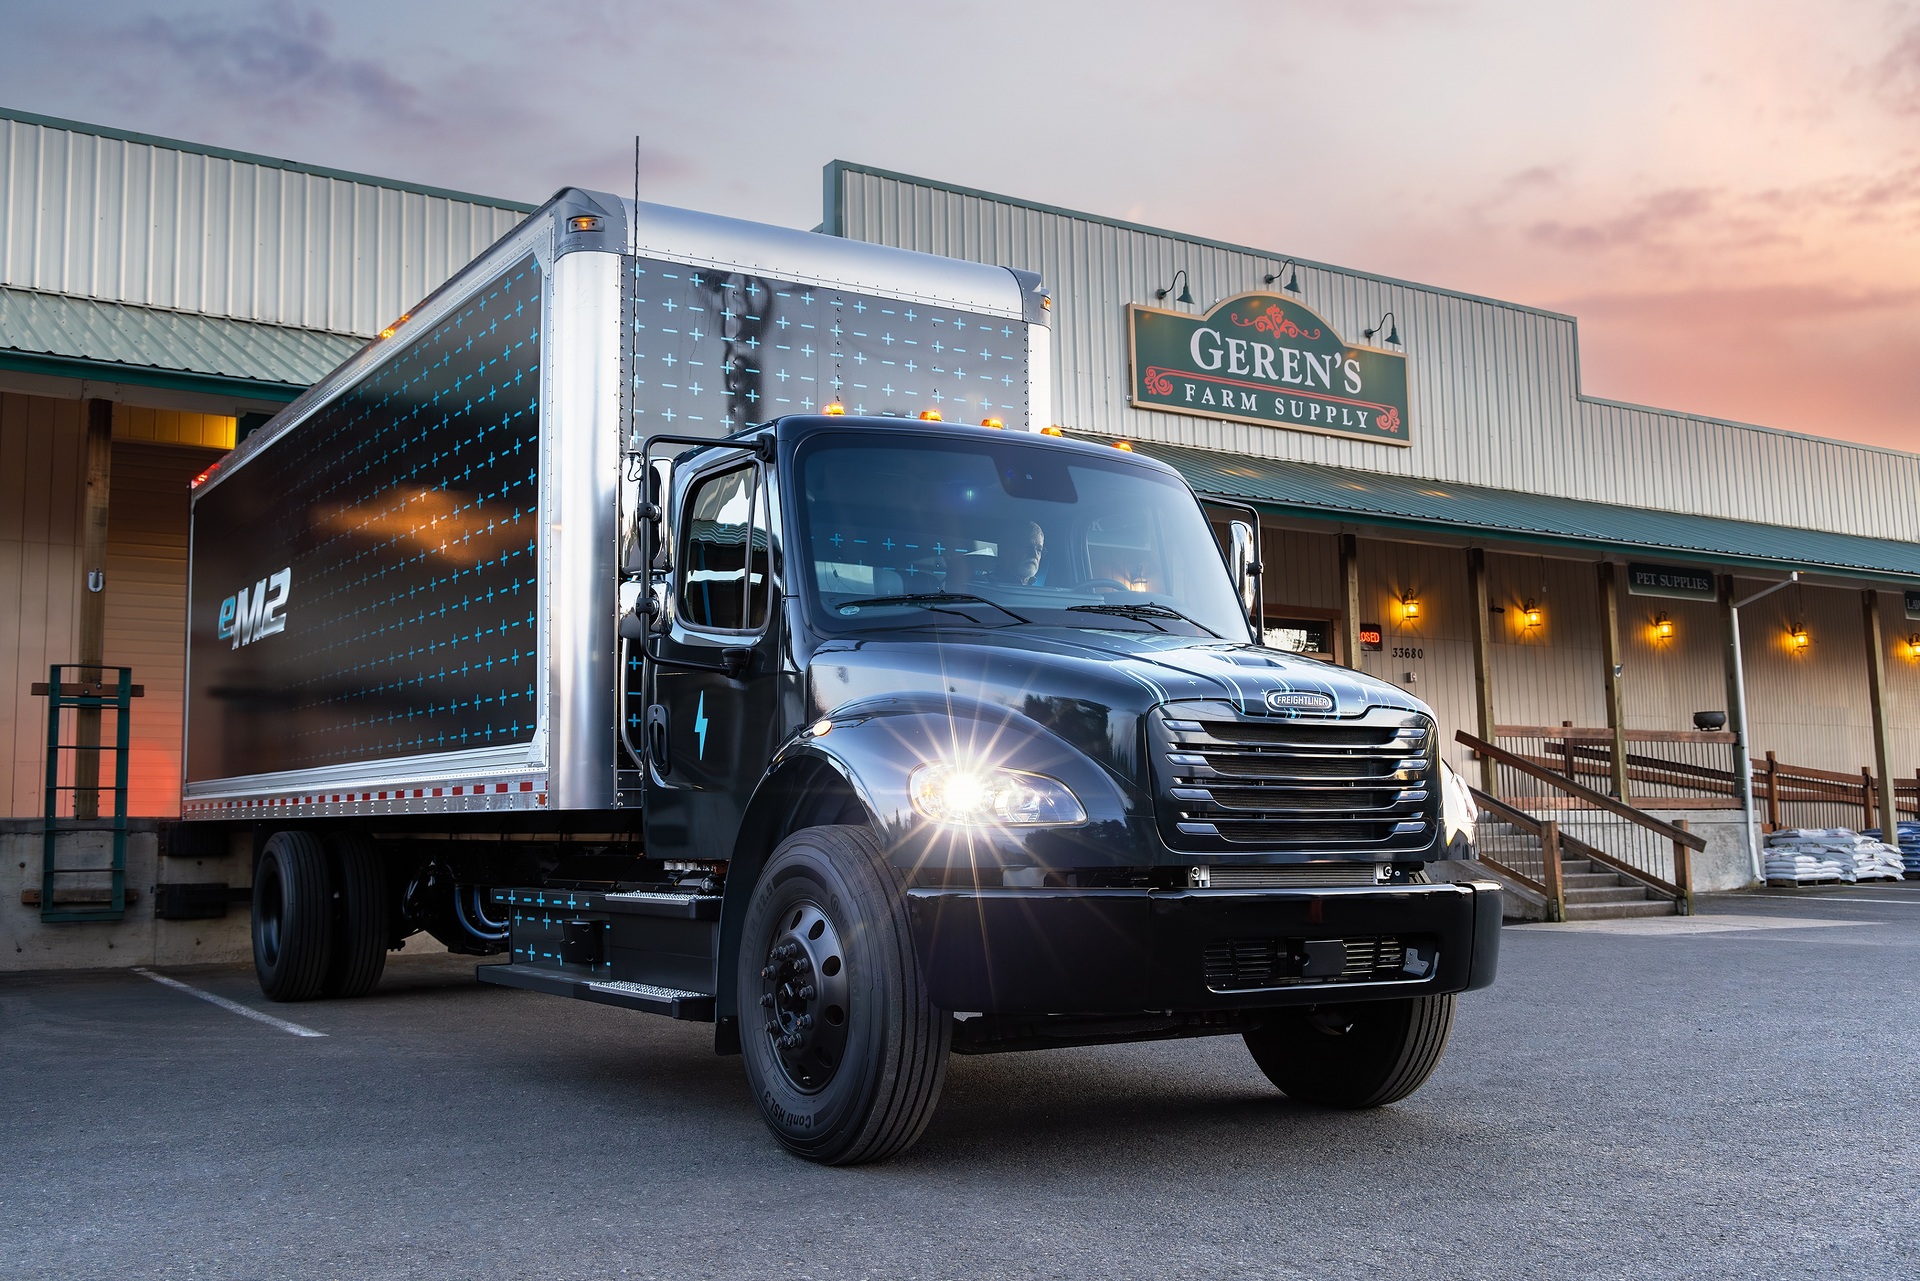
5 0 1917 451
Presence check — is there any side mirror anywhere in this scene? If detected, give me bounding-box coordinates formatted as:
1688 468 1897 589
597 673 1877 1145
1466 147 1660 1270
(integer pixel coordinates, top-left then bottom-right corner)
1228 520 1258 623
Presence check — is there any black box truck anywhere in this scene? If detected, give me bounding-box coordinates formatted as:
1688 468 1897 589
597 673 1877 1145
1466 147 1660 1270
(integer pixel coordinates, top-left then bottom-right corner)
183 188 1500 1163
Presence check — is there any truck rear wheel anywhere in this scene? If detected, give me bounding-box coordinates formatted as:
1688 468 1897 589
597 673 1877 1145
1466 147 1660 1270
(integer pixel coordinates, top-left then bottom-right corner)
1243 994 1456 1108
253 831 334 1002
737 825 950 1165
322 834 388 998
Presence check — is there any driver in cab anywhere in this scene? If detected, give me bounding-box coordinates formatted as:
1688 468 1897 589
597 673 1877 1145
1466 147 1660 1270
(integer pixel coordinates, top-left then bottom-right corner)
943 520 1044 590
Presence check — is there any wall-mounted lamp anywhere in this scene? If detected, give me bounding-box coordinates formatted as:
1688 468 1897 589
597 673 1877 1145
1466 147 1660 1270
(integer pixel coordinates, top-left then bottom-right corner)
1790 625 1811 654
1363 311 1401 346
1906 633 1920 660
1399 594 1422 621
1522 598 1544 628
1262 260 1302 294
1155 270 1194 306
1655 612 1675 640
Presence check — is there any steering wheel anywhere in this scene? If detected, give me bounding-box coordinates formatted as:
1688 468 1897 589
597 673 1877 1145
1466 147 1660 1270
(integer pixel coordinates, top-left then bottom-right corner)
1070 578 1131 593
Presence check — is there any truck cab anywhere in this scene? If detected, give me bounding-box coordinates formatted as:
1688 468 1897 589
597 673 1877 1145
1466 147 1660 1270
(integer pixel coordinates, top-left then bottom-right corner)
505 410 1498 1162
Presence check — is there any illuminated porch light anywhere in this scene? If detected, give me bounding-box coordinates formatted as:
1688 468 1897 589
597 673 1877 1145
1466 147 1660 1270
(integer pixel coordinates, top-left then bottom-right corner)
1523 598 1544 628
1790 625 1810 654
1655 612 1674 640
1907 633 1920 660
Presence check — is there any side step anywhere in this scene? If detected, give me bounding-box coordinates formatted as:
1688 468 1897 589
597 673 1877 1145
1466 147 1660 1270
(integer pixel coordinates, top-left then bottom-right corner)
477 963 716 1021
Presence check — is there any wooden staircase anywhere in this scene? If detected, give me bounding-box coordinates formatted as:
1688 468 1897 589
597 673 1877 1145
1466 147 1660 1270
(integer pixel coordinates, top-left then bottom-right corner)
1475 818 1672 920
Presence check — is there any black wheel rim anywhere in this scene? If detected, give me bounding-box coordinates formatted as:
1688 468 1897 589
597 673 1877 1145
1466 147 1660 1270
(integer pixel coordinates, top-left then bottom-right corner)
257 854 284 966
757 899 850 1093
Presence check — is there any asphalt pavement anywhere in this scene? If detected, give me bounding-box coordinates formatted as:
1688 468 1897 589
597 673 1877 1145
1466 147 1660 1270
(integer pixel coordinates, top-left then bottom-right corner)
2 883 1916 1280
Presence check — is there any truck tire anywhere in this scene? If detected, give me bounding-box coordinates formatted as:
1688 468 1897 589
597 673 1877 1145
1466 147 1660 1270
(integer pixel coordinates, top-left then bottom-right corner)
737 825 950 1165
1243 994 1456 1108
322 833 388 998
253 831 334 1002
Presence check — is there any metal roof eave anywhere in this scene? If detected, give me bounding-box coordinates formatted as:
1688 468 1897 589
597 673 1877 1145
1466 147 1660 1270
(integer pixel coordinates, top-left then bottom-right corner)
0 351 306 404
1143 443 1920 587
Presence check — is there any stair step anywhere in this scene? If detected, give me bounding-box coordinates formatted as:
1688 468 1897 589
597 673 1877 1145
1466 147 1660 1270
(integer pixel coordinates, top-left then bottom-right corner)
1563 899 1675 920
1559 872 1622 888
1564 885 1654 904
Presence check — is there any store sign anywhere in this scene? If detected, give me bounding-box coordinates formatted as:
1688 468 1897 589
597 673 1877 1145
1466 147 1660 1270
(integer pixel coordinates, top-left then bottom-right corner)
1905 590 1920 621
1358 623 1384 652
1128 293 1410 445
1626 561 1716 601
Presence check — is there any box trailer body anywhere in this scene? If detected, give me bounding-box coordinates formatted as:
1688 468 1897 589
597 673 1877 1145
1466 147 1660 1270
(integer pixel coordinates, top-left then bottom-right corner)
183 189 1498 1165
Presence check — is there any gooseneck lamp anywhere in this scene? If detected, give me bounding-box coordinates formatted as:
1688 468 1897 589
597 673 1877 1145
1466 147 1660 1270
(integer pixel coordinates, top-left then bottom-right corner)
1156 270 1194 306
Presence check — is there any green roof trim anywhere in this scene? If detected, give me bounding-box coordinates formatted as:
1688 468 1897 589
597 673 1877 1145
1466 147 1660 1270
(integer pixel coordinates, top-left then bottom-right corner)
0 106 537 213
0 287 363 400
1141 441 1920 583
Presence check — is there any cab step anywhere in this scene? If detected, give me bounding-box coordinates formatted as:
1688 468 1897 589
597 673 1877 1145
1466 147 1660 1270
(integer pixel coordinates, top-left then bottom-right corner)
477 963 716 1021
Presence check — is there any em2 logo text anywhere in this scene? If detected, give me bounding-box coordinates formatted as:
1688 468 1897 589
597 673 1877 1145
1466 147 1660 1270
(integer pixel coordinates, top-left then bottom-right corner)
217 568 292 648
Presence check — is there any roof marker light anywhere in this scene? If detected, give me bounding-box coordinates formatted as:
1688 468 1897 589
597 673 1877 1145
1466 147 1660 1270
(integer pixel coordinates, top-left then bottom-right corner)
567 215 604 233
189 462 221 489
980 417 1004 429
823 402 845 415
1112 440 1134 451
378 313 410 340
919 410 943 421
1040 426 1064 437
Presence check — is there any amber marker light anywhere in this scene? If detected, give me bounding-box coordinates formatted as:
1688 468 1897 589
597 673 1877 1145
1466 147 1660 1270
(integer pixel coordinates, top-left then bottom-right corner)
1040 426 1065 437
378 313 410 340
1112 440 1134 451
980 417 1004 429
1655 613 1675 640
823 402 845 415
919 409 943 421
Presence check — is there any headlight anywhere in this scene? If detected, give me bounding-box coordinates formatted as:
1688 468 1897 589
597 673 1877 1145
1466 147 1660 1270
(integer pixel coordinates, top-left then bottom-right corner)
908 763 1086 827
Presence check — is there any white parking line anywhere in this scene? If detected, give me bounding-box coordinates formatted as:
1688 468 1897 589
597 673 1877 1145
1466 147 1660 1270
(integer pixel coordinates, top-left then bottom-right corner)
134 968 327 1038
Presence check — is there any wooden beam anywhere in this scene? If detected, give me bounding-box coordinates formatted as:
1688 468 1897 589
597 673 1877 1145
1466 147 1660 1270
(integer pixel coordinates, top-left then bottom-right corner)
1467 547 1496 793
1338 533 1361 669
1596 561 1629 800
1861 589 1900 843
73 398 113 821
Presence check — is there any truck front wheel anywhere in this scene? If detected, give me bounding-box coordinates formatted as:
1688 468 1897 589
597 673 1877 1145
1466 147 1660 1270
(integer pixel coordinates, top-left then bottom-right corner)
253 831 334 1002
737 825 950 1164
1243 994 1456 1108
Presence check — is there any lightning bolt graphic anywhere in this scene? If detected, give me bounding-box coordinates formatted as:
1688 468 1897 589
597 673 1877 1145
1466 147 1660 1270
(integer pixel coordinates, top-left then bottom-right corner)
694 691 709 760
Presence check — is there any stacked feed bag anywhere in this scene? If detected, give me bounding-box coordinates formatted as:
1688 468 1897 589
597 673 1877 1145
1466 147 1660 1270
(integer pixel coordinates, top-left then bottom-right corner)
1765 829 1907 884
1862 821 1920 878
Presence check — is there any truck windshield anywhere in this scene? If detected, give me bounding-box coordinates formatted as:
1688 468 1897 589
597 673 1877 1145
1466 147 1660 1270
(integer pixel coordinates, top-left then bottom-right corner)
795 432 1251 640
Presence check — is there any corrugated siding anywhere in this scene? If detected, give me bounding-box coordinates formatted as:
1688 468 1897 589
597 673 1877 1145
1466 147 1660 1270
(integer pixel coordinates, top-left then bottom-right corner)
833 167 1920 544
102 440 215 817
0 116 527 339
0 392 84 817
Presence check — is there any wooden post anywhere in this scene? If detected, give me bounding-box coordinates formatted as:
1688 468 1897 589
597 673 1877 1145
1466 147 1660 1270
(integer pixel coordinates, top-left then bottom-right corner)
1467 547 1497 794
1540 819 1565 923
1672 818 1693 915
1597 561 1629 800
1765 751 1781 830
74 398 114 820
1338 533 1361 669
1861 589 1900 842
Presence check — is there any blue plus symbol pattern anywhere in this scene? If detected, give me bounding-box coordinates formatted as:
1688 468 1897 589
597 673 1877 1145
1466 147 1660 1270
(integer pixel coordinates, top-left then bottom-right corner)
187 257 545 780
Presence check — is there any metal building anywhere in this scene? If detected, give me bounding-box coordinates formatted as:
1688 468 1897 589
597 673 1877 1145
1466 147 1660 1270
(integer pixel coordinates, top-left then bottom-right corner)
826 162 1920 900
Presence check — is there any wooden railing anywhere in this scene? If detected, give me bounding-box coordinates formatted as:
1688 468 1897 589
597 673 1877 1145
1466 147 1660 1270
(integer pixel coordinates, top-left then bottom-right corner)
1469 786 1567 922
1754 752 1920 833
1494 724 1740 807
1462 731 1702 912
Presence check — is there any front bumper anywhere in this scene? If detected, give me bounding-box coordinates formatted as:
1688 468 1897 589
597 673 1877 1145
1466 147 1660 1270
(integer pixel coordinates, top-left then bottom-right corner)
905 879 1501 1015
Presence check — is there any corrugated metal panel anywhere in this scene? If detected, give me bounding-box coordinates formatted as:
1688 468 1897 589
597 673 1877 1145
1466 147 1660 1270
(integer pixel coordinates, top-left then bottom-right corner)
0 286 364 388
0 111 528 339
103 440 214 817
1147 440 1920 580
0 391 85 817
830 164 1920 546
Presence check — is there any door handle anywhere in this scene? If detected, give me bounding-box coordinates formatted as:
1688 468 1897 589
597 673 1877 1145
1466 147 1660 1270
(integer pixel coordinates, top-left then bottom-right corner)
646 704 671 774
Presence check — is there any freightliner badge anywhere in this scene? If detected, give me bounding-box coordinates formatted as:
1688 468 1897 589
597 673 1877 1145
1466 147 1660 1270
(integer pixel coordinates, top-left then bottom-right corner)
1129 292 1410 445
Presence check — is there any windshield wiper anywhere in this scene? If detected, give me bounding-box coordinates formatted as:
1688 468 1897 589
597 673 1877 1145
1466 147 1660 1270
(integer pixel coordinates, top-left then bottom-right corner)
837 593 1032 625
1066 601 1222 638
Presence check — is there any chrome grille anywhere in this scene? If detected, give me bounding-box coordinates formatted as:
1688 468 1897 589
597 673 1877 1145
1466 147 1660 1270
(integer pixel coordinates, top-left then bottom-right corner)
1156 708 1438 854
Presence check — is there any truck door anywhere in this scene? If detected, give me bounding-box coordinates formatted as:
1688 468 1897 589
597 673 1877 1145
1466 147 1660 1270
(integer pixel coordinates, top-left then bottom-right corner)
643 457 785 863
